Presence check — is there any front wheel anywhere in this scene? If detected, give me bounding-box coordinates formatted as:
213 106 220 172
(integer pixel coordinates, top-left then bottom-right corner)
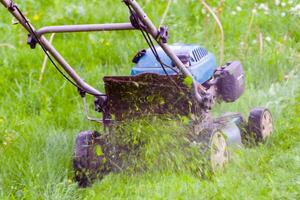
193 127 229 173
209 130 229 173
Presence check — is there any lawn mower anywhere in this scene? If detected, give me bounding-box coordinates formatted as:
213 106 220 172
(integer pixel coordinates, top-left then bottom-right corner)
0 0 273 187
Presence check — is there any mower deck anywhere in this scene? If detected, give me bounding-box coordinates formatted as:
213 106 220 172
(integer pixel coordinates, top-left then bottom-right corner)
104 73 199 120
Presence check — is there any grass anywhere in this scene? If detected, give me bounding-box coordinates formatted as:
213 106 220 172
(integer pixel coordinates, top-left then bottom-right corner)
0 0 299 199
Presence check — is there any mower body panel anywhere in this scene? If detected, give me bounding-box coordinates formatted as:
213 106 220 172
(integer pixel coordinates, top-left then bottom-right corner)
131 44 217 84
221 121 243 147
214 113 244 147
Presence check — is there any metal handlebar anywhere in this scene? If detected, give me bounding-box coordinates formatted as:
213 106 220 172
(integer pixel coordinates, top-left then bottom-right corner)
0 0 106 98
0 0 203 103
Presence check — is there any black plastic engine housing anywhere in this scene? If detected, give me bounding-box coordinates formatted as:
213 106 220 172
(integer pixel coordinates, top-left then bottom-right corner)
217 61 245 102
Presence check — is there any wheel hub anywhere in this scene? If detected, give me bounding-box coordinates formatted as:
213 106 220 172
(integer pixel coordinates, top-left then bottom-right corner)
210 131 228 172
261 111 273 139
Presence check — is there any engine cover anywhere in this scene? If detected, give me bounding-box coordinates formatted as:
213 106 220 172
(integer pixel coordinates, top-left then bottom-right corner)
130 44 217 84
217 61 245 102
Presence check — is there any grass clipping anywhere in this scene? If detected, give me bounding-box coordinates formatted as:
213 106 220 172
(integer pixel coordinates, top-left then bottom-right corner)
109 117 210 177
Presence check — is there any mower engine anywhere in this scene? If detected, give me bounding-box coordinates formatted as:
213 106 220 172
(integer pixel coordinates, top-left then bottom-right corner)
131 44 245 104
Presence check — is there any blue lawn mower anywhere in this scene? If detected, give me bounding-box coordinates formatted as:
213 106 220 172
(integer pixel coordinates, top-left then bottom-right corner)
0 0 273 187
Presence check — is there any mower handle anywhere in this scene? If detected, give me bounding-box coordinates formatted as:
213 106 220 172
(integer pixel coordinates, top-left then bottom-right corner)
0 0 106 99
1 0 203 104
36 23 136 37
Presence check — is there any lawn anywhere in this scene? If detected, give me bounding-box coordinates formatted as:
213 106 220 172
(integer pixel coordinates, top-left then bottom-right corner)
0 0 299 199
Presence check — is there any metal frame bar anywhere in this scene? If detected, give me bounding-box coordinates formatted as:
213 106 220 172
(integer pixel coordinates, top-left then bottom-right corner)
0 0 107 100
0 0 203 104
36 23 136 37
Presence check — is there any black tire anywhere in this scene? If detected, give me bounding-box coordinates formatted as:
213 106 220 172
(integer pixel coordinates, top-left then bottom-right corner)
73 131 110 187
248 108 273 143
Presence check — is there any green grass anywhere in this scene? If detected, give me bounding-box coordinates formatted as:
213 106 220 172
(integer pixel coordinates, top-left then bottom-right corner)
0 0 299 199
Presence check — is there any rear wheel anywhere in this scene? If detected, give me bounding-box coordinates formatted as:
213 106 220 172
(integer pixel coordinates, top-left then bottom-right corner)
73 131 111 187
248 108 273 143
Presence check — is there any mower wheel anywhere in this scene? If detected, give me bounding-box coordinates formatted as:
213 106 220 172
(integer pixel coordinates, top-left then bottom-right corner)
209 130 229 172
248 108 273 143
73 131 110 187
196 128 229 173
